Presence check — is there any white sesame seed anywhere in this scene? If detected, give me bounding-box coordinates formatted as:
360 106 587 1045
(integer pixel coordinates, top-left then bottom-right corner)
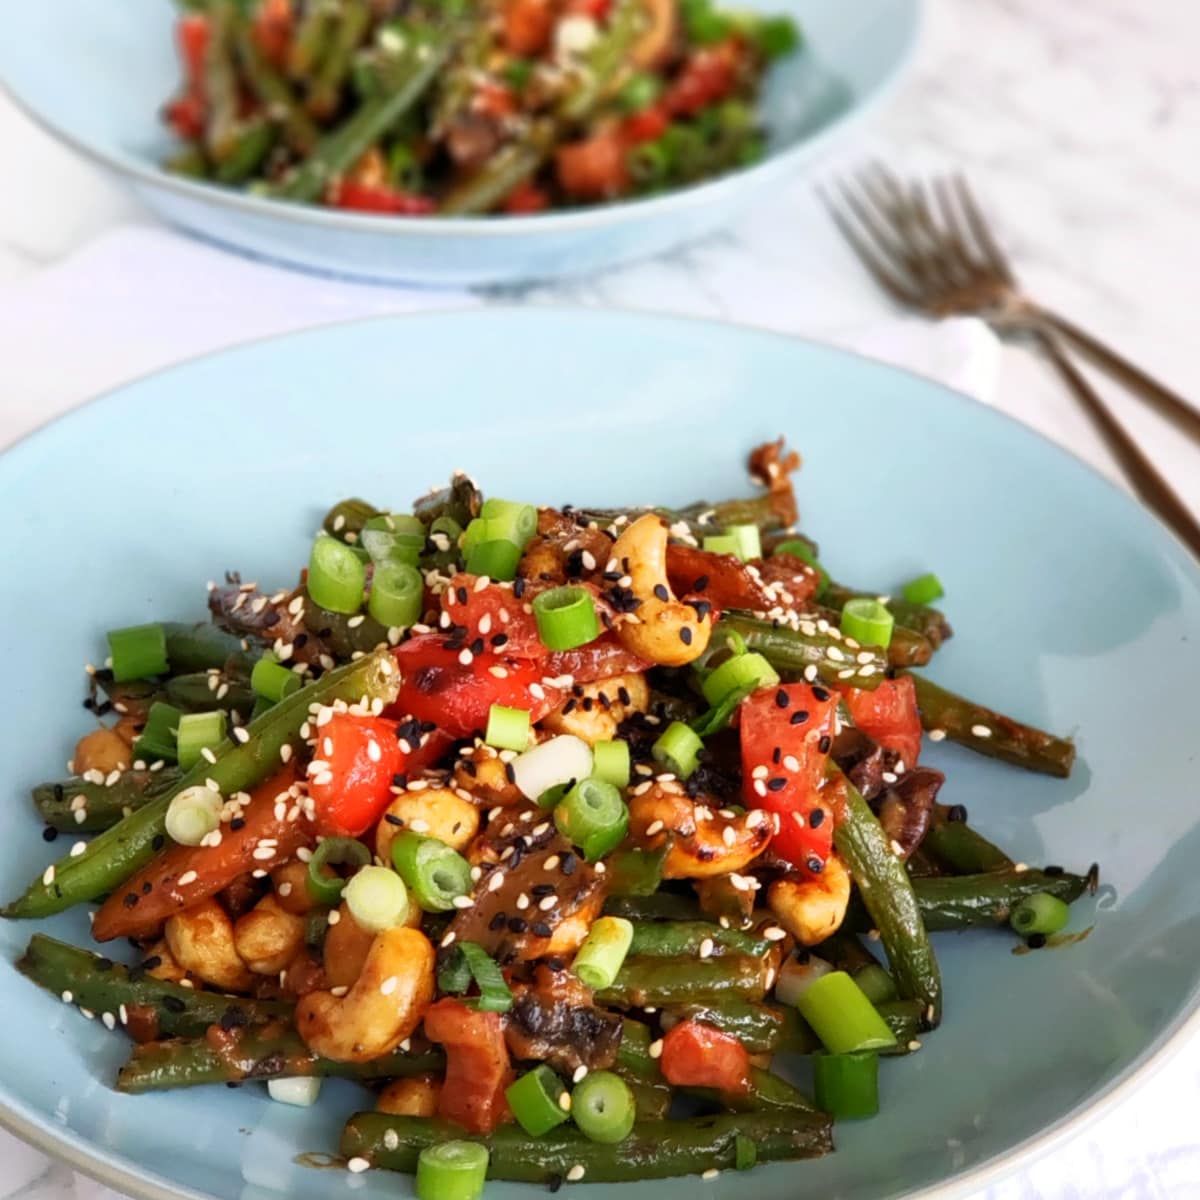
594 861 606 874
441 931 456 947
543 855 560 871
558 1091 572 1112
538 894 557 911
645 819 665 837
763 926 786 942
410 819 430 833
42 865 55 886
200 746 217 764
453 895 475 910
177 870 198 886
566 1165 586 1182
572 1064 589 1084
79 1008 95 1020
367 740 382 762
516 893 530 910
971 724 993 739
327 908 341 925
648 1039 663 1059
908 1039 922 1052
70 841 87 858
488 871 506 892
928 728 946 742
699 938 714 959
347 1157 370 1174
101 1011 116 1030
722 825 736 847
61 990 73 1004
702 1169 720 1181
383 1129 400 1152
380 976 398 996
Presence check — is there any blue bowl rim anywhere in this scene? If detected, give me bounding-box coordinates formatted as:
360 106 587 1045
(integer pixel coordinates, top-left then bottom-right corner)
1 304 1198 1200
0 1 922 242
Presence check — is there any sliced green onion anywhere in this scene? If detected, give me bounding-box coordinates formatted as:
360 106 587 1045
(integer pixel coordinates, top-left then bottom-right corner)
415 1141 489 1200
774 952 833 1008
485 704 531 752
479 497 537 547
505 1065 570 1137
361 513 424 566
306 837 371 905
651 721 703 780
772 538 829 597
901 572 945 606
700 651 779 707
307 533 366 614
368 560 424 628
165 785 222 847
853 963 898 1006
511 735 593 803
133 700 182 763
106 623 168 683
735 1134 757 1170
429 515 464 545
343 864 409 933
251 655 301 704
725 524 762 562
571 1071 635 1144
813 1052 879 1119
572 915 633 990
465 539 522 582
702 534 739 557
458 941 513 1013
175 711 226 771
1010 891 1071 937
438 945 473 994
591 740 630 788
532 586 599 651
840 597 894 650
794 970 897 1054
618 71 661 112
268 1076 322 1107
554 778 629 863
391 832 472 913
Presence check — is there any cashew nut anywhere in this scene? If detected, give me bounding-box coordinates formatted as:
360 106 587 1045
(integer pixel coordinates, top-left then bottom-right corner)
629 784 772 878
323 900 420 988
453 743 525 808
767 855 852 946
142 938 189 984
376 1074 443 1117
165 898 253 992
541 672 649 745
73 727 131 776
374 786 480 865
296 926 435 1063
610 515 711 667
233 894 307 975
270 861 322 916
631 0 678 69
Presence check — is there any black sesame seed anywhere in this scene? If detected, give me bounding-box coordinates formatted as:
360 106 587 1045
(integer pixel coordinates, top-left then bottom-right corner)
1027 933 1047 949
161 995 186 1014
491 633 509 648
766 777 787 792
531 921 553 937
123 892 140 908
53 783 65 802
774 689 789 708
513 578 527 598
582 697 594 712
693 575 709 592
384 813 404 826
142 880 153 894
470 637 485 656
562 699 577 715
946 804 968 823
818 735 831 753
560 852 576 876
597 692 612 710
548 1175 564 1194
230 817 246 831
263 610 281 627
42 826 59 843
617 687 631 706
141 955 162 971
531 883 555 898
489 911 508 931
679 626 693 646
457 586 469 605
771 746 781 764
790 710 809 725
806 856 824 874
507 916 528 934
293 633 308 649
504 762 517 785
152 834 165 852
811 685 830 702
809 809 825 828
1044 864 1064 876
653 584 669 602
545 956 565 971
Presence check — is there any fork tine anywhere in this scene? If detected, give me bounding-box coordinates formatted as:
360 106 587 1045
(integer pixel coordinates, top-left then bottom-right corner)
846 167 946 289
817 185 922 307
905 176 976 287
855 165 960 291
952 174 1015 285
831 176 928 288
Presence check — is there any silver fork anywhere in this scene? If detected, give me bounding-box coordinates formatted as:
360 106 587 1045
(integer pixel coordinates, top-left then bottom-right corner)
822 164 1200 560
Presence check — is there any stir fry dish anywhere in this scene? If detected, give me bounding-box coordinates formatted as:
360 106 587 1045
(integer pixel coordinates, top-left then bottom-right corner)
6 442 1097 1192
161 0 799 214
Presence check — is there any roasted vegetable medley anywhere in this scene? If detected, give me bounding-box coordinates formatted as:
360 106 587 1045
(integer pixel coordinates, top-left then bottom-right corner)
162 0 799 214
7 442 1097 1193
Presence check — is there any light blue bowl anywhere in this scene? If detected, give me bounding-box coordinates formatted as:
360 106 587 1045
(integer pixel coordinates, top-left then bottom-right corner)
0 1 919 286
2 310 1198 1200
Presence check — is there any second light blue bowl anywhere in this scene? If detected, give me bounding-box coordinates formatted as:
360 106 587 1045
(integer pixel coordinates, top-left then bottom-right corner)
0 0 920 285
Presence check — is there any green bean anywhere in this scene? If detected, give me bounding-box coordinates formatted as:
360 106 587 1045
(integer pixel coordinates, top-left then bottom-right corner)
627 921 769 959
233 24 320 154
340 1110 834 1179
2 649 400 918
718 612 886 690
33 769 182 833
910 868 1096 932
597 955 770 1009
306 0 372 118
921 806 1015 875
905 672 1077 778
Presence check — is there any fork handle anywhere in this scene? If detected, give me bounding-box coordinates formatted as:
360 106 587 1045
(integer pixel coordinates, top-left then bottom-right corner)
1032 329 1200 561
1028 306 1200 443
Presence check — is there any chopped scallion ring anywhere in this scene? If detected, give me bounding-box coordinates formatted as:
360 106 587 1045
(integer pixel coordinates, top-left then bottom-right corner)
651 720 704 779
307 533 366 614
251 655 301 704
342 864 409 933
725 523 762 561
368 560 424 628
165 785 222 847
485 704 531 752
175 711 226 771
532 586 599 651
106 623 168 683
840 598 894 649
415 1140 489 1200
901 572 945 606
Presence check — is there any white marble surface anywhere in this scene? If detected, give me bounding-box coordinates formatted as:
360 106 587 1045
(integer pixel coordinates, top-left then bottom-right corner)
1 1 1199 1198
